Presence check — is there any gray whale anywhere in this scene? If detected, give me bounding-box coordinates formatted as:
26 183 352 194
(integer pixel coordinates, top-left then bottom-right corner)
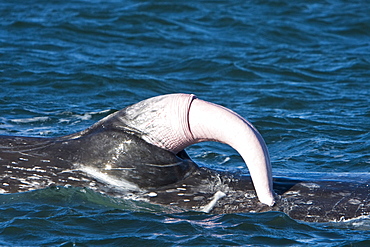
1 94 369 222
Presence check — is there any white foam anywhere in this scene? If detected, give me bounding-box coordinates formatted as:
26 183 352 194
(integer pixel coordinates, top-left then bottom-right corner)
201 191 226 213
10 116 50 123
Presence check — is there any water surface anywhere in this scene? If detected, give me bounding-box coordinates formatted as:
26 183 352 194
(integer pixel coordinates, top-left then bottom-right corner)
1 0 370 245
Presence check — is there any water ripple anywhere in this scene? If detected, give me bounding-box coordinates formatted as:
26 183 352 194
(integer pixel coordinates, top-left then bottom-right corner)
1 0 370 245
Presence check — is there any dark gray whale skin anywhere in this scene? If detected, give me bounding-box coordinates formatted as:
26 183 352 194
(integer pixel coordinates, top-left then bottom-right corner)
1 109 369 223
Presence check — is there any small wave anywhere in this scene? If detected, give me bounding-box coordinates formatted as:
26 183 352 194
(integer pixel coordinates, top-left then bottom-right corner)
57 109 113 125
0 186 168 213
10 116 51 124
329 215 370 231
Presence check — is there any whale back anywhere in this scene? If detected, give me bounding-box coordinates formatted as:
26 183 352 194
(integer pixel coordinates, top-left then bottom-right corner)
0 108 198 193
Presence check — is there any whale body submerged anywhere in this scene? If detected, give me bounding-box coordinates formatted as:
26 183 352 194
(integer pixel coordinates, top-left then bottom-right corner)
0 94 369 222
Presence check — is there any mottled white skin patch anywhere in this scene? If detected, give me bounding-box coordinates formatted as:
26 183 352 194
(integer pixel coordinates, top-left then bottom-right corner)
147 192 157 197
300 183 320 189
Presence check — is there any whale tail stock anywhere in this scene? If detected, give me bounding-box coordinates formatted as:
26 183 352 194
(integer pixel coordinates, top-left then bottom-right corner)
120 93 275 206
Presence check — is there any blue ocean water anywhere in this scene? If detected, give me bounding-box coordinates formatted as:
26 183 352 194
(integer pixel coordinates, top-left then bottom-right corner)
1 0 370 246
